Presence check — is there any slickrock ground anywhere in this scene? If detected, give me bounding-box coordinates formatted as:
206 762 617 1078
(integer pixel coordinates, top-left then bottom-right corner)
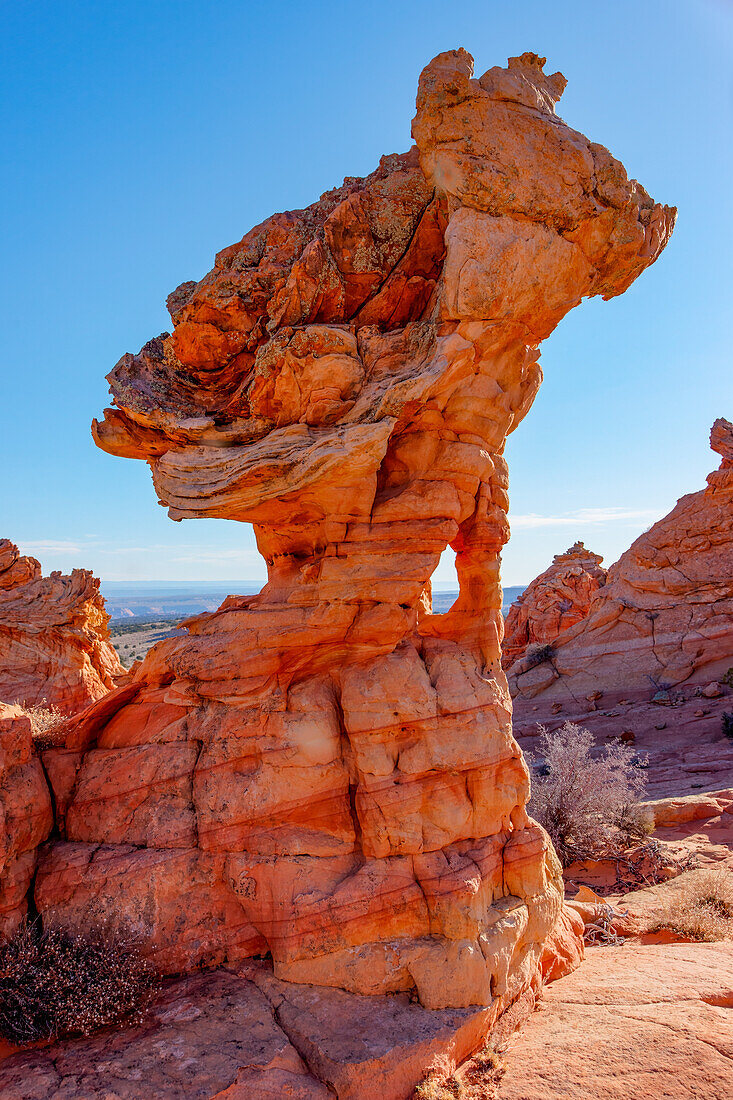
509 418 733 705
0 540 124 715
502 542 606 669
0 704 52 938
496 941 733 1100
29 47 673 1025
514 685 733 802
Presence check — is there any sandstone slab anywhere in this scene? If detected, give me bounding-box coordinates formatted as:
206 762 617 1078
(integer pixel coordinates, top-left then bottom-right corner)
497 942 733 1100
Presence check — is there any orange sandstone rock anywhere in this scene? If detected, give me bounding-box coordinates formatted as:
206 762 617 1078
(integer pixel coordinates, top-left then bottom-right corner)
502 542 606 668
0 704 53 937
509 419 733 703
36 49 674 1010
0 540 124 715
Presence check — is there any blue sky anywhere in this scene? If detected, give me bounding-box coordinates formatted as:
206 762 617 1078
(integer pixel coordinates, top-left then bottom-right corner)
1 0 730 588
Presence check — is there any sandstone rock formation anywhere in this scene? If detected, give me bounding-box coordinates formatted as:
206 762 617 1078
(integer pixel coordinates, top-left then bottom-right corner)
502 542 606 668
0 540 124 715
509 419 733 703
35 49 674 1012
0 704 53 938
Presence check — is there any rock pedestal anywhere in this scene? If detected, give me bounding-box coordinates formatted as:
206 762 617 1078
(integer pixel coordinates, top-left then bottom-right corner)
35 49 674 1011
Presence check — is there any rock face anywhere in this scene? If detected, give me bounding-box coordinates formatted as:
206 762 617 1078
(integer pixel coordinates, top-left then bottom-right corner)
0 540 124 715
0 704 53 938
35 49 674 1011
502 542 606 668
509 419 733 703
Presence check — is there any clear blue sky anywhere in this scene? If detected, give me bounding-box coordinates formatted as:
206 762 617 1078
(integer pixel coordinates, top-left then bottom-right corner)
1 0 731 588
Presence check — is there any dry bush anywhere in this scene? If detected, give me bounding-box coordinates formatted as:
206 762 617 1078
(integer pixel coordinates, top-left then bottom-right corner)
528 722 648 866
524 642 555 669
0 918 159 1044
17 703 65 750
649 868 733 942
723 712 733 740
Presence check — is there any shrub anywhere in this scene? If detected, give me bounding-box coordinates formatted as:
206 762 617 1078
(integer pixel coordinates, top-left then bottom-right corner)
528 722 648 866
648 869 733 942
17 703 65 750
723 712 733 740
524 642 555 669
0 918 159 1044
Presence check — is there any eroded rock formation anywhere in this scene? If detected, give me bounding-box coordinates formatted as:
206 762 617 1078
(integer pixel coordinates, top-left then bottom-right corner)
510 419 733 703
0 704 53 937
0 540 124 715
502 542 606 668
36 49 674 1011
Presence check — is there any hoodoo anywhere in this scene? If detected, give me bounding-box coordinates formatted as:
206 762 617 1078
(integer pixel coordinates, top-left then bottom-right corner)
502 542 606 669
0 539 124 715
35 50 674 1011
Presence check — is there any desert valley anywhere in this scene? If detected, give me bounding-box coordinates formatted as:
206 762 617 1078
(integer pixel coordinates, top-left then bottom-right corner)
0 24 731 1100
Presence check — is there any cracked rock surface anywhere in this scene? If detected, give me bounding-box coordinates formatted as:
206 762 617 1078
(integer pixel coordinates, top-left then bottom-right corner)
497 941 733 1100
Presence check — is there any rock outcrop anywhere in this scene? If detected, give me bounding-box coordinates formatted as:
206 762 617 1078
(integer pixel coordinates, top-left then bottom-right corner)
509 419 733 703
35 49 674 1012
502 542 606 668
0 540 124 715
0 704 53 937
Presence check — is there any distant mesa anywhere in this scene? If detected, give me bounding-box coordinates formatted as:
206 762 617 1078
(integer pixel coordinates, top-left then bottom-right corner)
509 418 733 702
0 539 125 715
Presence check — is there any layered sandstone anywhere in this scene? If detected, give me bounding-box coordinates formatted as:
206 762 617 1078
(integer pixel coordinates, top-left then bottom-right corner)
0 704 53 937
0 540 124 715
509 419 733 703
35 49 674 1011
502 542 606 668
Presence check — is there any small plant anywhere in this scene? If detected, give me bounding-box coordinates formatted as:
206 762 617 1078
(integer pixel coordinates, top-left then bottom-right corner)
0 918 159 1044
414 1056 463 1099
721 667 733 689
16 703 65 750
528 722 648 866
524 642 555 669
723 712 733 740
648 869 733 942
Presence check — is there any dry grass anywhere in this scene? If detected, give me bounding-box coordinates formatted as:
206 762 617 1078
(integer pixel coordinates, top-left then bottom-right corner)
16 703 65 750
528 722 648 867
414 1045 504 1099
0 918 160 1044
648 868 733 942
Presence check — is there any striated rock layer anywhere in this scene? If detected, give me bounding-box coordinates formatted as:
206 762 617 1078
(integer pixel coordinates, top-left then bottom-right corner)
510 419 733 704
502 542 606 669
0 540 124 715
35 49 674 1010
0 704 53 938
